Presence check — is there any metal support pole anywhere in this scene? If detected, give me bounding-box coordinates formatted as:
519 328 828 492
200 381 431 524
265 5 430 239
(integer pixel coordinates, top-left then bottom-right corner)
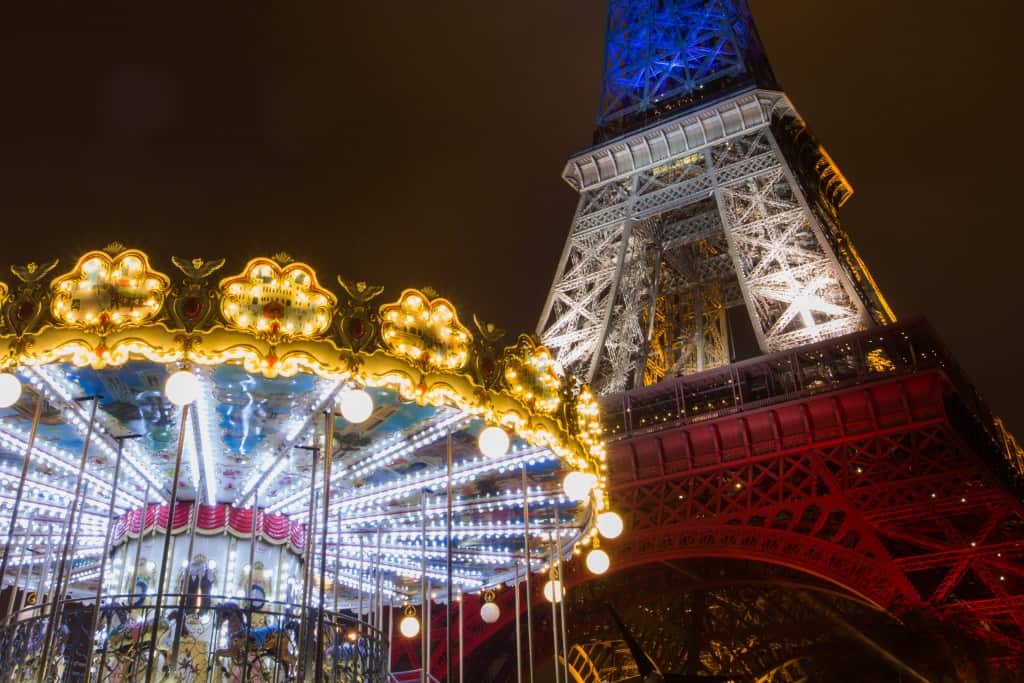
297 442 319 682
420 494 428 683
145 401 191 682
316 408 334 680
458 589 464 683
549 542 560 683
169 493 202 676
240 490 259 683
86 434 134 683
555 506 569 683
42 396 99 682
445 430 454 683
514 559 522 683
128 484 150 610
333 507 342 613
0 394 45 596
522 466 535 683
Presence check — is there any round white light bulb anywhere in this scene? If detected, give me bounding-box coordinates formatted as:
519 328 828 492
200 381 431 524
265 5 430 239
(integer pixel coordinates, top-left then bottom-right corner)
478 426 510 458
399 614 420 638
480 601 500 623
165 370 200 406
562 471 597 501
0 374 22 408
543 579 564 604
339 389 374 424
586 548 610 575
597 511 624 539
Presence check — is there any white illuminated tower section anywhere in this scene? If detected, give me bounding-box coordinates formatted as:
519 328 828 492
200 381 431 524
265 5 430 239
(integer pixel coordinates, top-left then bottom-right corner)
539 0 894 393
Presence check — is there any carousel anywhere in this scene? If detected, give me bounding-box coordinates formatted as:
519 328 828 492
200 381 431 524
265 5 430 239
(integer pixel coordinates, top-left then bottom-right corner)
0 245 618 681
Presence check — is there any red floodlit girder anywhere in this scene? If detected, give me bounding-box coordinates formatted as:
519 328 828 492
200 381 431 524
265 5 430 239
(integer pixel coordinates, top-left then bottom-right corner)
602 369 1024 655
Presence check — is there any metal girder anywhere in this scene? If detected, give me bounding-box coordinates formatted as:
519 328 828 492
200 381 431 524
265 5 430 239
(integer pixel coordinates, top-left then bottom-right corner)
595 0 777 141
539 101 873 393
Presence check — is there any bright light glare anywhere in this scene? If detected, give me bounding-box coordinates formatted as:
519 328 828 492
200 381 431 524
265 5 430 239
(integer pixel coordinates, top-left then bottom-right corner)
399 614 420 638
0 374 22 408
597 511 623 539
339 389 374 424
586 548 610 575
562 471 597 501
165 370 200 406
478 426 510 458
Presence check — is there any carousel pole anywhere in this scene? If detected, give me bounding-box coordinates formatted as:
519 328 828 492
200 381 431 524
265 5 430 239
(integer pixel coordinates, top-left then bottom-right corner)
333 508 342 613
42 395 99 682
127 484 151 608
297 441 319 682
38 522 54 616
458 589 464 683
445 430 453 683
555 504 569 683
0 393 45 603
521 466 535 683
375 527 383 632
315 408 334 680
239 489 259 683
144 401 191 682
86 434 135 683
386 594 393 677
514 559 522 683
420 494 427 683
548 540 560 683
169 486 203 676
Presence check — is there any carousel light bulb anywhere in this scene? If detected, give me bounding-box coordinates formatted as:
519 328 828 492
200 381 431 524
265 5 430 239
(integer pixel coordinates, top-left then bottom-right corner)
586 548 610 575
0 374 21 408
478 426 510 458
597 511 624 539
562 471 597 501
480 601 500 623
399 614 421 638
165 370 200 405
543 579 564 604
339 388 373 424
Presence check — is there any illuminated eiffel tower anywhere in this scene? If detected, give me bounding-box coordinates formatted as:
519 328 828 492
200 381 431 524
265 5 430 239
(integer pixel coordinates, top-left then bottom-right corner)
539 0 894 395
522 1 1024 680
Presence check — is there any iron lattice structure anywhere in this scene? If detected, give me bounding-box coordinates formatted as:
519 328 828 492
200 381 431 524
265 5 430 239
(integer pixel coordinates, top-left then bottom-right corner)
539 0 894 395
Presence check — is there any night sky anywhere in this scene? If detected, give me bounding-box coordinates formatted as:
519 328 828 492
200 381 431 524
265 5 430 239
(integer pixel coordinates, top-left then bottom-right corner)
2 3 1023 430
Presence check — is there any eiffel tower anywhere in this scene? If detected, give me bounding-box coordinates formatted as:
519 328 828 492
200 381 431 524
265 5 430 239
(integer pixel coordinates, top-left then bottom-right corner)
539 0 894 395
520 1 1024 680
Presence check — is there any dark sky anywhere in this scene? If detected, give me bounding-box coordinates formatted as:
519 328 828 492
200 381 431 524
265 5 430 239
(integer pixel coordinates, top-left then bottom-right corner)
2 2 1023 431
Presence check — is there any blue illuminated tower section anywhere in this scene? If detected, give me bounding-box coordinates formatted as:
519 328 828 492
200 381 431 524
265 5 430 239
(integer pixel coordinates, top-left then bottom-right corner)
597 0 777 141
539 0 894 393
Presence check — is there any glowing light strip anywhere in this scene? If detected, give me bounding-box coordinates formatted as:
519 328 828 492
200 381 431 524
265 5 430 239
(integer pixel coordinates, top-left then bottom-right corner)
288 446 555 519
0 468 111 515
0 428 143 508
267 409 467 514
235 377 345 506
30 366 167 502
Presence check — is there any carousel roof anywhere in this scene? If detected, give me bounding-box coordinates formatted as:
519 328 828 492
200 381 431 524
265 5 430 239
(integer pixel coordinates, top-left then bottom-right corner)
0 245 607 602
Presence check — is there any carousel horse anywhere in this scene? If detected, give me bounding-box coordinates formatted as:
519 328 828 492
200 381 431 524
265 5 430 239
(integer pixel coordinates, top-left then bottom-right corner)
96 602 173 679
214 601 299 678
5 618 52 680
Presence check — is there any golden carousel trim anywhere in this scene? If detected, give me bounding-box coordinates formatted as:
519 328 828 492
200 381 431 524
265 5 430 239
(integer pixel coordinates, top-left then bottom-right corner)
0 244 608 512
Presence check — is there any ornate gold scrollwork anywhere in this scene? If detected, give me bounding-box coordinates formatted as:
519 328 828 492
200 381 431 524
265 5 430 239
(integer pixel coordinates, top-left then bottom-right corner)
50 250 169 332
219 258 336 342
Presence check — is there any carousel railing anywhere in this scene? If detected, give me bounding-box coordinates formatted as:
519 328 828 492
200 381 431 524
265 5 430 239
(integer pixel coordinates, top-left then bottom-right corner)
0 593 387 682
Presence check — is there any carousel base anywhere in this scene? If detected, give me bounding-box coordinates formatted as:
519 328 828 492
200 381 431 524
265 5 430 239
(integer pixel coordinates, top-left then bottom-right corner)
0 594 387 682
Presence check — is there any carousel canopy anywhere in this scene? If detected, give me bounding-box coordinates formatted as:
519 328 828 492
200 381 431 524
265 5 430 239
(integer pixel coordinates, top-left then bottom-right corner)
0 245 607 604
